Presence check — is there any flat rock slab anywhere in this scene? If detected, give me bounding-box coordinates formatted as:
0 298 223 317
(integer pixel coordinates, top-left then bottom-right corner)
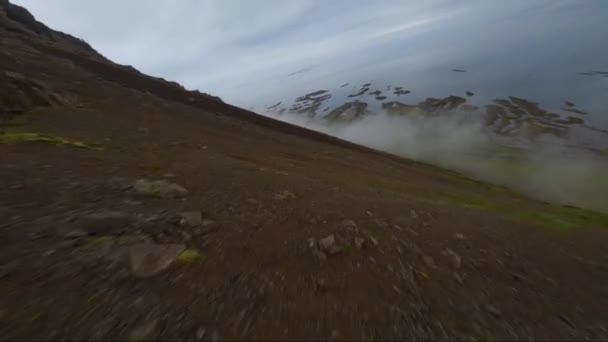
133 179 188 198
128 243 185 278
79 211 131 236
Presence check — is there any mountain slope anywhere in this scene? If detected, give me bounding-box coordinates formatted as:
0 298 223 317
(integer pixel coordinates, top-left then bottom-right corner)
1 1 608 340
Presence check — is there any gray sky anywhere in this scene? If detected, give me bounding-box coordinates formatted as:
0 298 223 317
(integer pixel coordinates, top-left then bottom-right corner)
12 0 608 122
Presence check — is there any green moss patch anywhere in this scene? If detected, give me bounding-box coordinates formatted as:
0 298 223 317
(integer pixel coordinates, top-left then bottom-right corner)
176 249 201 264
510 206 608 231
0 131 102 150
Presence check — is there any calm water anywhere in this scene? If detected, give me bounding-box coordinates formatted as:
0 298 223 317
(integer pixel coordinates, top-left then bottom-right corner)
237 1 608 128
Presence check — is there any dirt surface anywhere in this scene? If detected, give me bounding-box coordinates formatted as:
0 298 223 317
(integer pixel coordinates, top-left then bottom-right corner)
1 1 608 340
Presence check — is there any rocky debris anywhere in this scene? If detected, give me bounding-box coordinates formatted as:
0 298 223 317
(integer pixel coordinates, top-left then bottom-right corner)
354 237 365 249
179 211 203 227
454 233 466 240
410 210 418 219
196 327 206 341
128 319 159 341
367 235 379 246
128 242 185 278
443 249 462 269
318 234 342 255
341 219 358 231
274 190 296 201
132 179 188 198
79 211 131 236
202 219 217 226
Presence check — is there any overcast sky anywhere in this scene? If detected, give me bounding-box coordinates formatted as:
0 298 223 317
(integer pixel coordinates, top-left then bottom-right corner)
12 0 608 121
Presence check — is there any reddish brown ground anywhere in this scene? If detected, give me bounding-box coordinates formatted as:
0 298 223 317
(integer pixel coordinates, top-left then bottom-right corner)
1 1 608 340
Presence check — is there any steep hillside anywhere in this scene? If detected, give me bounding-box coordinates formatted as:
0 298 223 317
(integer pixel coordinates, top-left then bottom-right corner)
1 1 608 340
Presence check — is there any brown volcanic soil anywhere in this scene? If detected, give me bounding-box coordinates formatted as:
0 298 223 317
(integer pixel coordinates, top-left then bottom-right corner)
2 1 608 340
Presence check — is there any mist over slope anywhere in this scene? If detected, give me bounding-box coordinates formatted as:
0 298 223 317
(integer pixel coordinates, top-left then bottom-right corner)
266 108 608 213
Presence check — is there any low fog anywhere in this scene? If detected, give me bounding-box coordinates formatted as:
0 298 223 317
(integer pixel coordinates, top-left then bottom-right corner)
267 110 608 213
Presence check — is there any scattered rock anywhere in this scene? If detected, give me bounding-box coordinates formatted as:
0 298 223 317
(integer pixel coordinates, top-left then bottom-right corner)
410 210 418 219
341 219 358 230
132 179 188 198
179 211 203 227
196 327 206 341
202 219 217 226
454 233 466 240
79 211 131 236
318 234 342 255
423 256 436 268
444 248 462 269
354 237 365 249
274 190 295 200
9 184 23 190
128 243 185 278
163 173 177 178
128 319 158 341
466 90 474 97
367 235 379 246
485 304 501 317
365 211 373 217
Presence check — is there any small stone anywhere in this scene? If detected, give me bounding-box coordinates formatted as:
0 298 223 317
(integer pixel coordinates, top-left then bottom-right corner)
341 219 358 230
331 330 340 340
163 173 177 178
179 211 203 227
196 327 206 341
454 233 466 240
133 179 188 198
202 219 217 226
423 256 435 268
128 243 185 278
9 184 24 190
122 199 142 206
410 210 418 219
485 304 501 317
444 248 462 269
354 237 365 249
128 319 158 341
274 190 295 200
211 330 220 342
181 232 192 241
365 211 373 217
44 249 56 257
318 234 342 255
367 236 379 246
